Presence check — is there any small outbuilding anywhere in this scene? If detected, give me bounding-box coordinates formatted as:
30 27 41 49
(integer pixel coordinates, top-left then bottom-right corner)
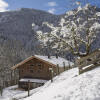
11 55 73 90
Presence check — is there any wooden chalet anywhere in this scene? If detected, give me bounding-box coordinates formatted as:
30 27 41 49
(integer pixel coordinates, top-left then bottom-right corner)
76 49 100 74
11 55 73 90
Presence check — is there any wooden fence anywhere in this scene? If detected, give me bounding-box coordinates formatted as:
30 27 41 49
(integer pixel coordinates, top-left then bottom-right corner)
77 51 100 74
0 69 19 89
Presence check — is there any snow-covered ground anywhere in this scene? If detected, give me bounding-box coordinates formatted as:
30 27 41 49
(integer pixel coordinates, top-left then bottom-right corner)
0 85 42 100
1 66 100 100
23 67 100 100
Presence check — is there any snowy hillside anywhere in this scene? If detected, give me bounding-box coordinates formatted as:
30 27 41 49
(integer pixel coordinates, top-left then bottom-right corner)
0 8 61 86
22 67 100 100
1 66 100 100
1 4 100 82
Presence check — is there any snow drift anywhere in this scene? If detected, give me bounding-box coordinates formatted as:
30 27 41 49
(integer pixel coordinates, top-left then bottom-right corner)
23 67 100 100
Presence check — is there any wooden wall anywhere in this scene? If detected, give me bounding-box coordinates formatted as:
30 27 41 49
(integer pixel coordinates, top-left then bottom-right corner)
18 58 54 80
17 57 74 89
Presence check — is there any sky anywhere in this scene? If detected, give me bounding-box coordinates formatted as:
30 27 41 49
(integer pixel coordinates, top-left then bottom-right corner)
0 0 100 15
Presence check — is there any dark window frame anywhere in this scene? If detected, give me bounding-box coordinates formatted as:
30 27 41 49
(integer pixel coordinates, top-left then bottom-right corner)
30 69 34 73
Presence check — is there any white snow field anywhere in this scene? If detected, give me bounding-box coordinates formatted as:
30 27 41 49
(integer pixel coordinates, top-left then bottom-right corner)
1 66 100 100
23 67 100 100
0 85 42 100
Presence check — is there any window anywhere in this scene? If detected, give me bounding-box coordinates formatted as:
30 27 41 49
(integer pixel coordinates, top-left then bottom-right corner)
36 63 44 73
30 70 33 73
30 64 34 66
29 64 34 69
37 63 42 67
38 67 43 72
37 63 43 69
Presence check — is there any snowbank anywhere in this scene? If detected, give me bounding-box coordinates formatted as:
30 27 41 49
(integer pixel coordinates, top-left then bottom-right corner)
1 66 100 100
23 67 100 100
0 85 42 100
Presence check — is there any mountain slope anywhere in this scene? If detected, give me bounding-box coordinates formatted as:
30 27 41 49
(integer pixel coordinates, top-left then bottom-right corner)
0 8 60 51
0 8 61 86
23 67 100 100
1 5 100 86
0 5 100 67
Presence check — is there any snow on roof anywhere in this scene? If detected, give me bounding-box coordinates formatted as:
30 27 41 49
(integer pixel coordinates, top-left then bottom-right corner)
35 55 74 67
11 55 74 70
19 78 48 83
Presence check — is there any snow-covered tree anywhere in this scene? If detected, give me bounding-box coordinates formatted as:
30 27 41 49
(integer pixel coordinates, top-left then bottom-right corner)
32 4 100 57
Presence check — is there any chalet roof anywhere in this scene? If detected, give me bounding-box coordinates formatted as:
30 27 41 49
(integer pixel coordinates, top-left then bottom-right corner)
35 55 74 67
11 55 74 70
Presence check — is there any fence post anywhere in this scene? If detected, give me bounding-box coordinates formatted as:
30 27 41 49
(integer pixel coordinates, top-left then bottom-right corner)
73 59 76 68
79 66 82 75
28 80 30 97
57 64 60 75
68 61 70 69
63 62 66 71
49 67 53 82
0 86 3 96
3 80 5 89
13 70 16 84
10 71 13 86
